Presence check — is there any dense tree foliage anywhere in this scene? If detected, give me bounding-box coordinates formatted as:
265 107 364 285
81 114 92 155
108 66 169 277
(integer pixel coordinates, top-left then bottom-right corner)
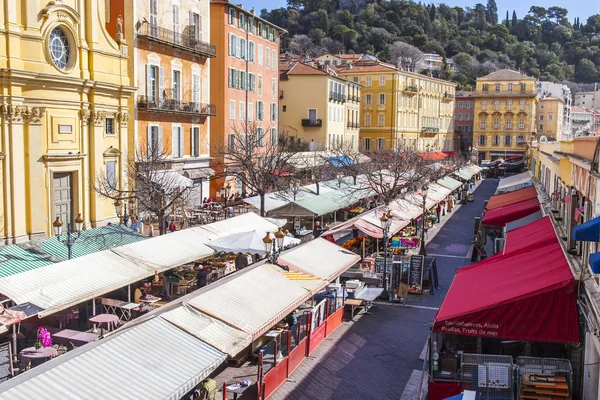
262 2 600 85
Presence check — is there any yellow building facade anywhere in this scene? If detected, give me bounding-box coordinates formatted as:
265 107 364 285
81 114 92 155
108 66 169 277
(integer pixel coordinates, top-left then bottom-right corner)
536 96 564 140
473 69 537 162
0 0 133 243
337 60 456 152
279 62 361 150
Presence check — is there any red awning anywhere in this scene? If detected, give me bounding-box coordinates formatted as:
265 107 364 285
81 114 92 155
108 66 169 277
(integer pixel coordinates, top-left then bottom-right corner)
273 170 292 176
504 216 558 255
433 242 579 343
418 152 447 160
485 186 538 211
442 151 456 157
481 198 540 226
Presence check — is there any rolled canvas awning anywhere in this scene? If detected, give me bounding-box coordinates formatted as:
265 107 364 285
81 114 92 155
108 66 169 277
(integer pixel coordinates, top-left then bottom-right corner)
433 242 579 343
496 171 533 193
481 198 540 227
503 216 557 255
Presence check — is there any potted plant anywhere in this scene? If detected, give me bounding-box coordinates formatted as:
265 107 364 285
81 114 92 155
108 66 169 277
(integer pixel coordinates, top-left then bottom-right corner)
34 327 52 352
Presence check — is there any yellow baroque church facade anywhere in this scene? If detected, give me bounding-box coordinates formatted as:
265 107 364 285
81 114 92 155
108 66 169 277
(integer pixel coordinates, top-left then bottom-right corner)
0 0 134 244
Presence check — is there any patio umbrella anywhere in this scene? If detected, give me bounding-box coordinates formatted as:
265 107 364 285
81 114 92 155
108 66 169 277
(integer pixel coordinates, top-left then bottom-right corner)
207 230 300 256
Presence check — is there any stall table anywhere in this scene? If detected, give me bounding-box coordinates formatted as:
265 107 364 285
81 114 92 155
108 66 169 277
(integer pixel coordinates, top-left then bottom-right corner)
53 329 99 348
354 287 384 312
20 346 57 370
89 314 119 334
345 299 363 321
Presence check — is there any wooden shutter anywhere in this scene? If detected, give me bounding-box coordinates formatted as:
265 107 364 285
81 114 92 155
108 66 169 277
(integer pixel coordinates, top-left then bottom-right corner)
157 126 163 155
146 64 152 100
158 67 164 103
179 127 184 157
147 126 152 155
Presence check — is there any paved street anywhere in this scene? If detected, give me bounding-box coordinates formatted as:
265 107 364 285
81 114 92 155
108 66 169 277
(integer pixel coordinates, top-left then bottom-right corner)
270 179 498 400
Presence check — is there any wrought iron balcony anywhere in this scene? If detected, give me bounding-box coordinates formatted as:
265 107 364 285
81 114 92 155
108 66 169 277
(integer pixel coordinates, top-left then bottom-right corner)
403 86 418 95
302 119 322 127
346 122 360 129
137 21 216 59
328 93 346 103
137 96 216 117
443 92 455 102
421 127 439 137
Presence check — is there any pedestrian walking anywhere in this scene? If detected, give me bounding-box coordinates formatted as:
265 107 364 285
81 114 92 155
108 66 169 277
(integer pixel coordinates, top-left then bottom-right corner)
436 203 442 223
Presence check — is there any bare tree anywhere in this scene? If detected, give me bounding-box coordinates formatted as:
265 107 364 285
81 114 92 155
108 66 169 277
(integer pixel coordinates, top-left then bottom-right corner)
289 35 325 60
326 142 368 185
388 41 425 72
346 148 436 206
94 145 194 235
214 121 295 217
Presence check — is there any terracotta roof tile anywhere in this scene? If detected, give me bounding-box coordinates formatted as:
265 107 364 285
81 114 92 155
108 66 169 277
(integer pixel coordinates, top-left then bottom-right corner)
285 62 329 76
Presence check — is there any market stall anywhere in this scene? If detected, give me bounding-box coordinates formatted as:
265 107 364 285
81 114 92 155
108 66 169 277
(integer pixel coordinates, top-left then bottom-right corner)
480 198 541 227
495 171 533 194
485 186 538 211
429 229 581 400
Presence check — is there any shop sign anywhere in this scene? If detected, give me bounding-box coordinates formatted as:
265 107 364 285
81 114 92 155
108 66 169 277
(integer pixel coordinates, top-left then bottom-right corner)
391 237 400 248
408 255 424 294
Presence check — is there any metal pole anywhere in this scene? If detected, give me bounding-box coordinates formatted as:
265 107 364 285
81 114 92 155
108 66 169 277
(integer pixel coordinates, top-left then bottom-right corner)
420 196 427 256
67 223 73 260
381 226 389 300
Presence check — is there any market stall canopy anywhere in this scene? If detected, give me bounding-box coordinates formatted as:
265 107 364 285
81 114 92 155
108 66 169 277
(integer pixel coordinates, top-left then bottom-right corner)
42 224 146 260
0 244 55 278
504 216 558 255
485 186 538 211
243 193 291 214
113 227 213 272
481 198 540 227
161 304 252 357
187 264 327 340
278 238 360 281
194 212 280 240
0 250 156 317
573 215 600 242
429 183 452 198
437 176 463 191
206 230 300 255
495 171 533 194
433 242 579 343
0 317 226 400
589 252 600 274
505 210 543 231
151 170 194 192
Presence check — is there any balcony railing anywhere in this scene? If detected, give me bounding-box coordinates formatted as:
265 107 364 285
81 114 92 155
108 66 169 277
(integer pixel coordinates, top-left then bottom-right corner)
328 93 346 103
302 119 322 127
403 86 418 95
279 90 284 99
348 95 360 103
137 21 216 59
137 96 216 117
346 122 360 129
421 127 439 137
443 92 455 102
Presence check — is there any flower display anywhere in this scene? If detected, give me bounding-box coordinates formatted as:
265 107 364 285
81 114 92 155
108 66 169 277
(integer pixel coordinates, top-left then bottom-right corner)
342 236 363 251
34 327 52 350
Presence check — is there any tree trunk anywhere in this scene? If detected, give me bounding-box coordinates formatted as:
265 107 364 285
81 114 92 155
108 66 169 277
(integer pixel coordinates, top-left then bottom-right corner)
353 175 357 185
260 193 266 217
158 211 166 235
316 181 320 195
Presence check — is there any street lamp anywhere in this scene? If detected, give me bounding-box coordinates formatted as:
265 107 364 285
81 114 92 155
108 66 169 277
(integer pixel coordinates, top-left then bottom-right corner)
53 213 84 260
114 199 135 226
379 210 393 301
420 184 429 256
263 228 286 264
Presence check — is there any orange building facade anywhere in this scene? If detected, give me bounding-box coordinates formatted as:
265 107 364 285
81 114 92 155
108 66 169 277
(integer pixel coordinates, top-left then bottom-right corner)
115 0 216 204
209 0 284 198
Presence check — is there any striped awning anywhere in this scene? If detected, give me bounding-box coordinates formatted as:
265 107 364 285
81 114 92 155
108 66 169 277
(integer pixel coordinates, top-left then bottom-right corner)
0 245 55 278
42 225 146 260
0 317 226 400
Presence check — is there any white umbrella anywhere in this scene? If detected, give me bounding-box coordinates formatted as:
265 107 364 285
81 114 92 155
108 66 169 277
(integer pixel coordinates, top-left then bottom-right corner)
207 230 300 255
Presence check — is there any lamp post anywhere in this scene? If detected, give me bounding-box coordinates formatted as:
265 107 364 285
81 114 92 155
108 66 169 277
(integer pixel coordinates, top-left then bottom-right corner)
221 184 232 205
53 213 84 260
114 198 136 226
379 210 393 301
263 228 286 264
419 184 429 256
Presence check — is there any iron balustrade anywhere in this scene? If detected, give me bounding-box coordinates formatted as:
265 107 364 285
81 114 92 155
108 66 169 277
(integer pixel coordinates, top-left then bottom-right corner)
137 96 216 116
137 22 216 58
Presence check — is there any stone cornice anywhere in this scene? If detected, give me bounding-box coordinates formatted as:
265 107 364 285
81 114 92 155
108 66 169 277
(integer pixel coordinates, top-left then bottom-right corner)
0 69 136 94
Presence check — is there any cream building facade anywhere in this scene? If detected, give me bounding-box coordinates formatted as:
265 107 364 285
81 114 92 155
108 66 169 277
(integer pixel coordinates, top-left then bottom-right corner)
0 0 134 244
536 96 564 140
337 59 456 152
279 62 360 150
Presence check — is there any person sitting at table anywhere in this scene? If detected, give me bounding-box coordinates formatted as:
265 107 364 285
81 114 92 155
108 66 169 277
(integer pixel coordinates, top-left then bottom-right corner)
206 197 213 204
136 304 150 317
202 197 207 205
134 285 144 304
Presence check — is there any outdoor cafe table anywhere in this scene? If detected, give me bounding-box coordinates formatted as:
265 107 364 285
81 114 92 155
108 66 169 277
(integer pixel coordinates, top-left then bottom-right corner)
89 313 119 333
53 329 99 348
20 346 57 370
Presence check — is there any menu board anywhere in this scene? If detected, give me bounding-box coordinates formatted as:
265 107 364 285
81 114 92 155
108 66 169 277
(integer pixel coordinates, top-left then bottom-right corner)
375 257 393 274
0 342 13 383
408 255 425 294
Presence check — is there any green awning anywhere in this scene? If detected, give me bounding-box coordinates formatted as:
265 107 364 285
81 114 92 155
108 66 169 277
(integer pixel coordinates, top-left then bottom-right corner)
42 224 146 260
0 246 55 278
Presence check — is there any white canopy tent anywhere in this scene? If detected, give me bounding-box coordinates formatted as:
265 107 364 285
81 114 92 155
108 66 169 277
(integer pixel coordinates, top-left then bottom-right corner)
496 171 533 194
277 238 361 281
206 230 300 255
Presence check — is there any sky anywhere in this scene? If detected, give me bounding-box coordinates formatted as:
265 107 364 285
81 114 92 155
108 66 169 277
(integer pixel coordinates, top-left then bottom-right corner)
240 0 596 23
